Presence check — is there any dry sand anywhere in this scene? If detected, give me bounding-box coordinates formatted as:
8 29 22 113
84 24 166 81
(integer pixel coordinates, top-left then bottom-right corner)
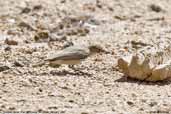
0 0 171 113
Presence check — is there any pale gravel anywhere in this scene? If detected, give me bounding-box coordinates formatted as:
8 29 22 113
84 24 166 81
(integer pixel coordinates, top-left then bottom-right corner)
0 0 171 114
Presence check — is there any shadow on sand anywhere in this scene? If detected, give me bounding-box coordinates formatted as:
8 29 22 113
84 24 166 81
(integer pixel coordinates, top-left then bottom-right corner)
49 70 92 77
115 75 171 86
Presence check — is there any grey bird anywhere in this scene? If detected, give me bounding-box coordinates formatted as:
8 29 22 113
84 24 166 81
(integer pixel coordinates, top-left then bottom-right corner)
33 44 106 68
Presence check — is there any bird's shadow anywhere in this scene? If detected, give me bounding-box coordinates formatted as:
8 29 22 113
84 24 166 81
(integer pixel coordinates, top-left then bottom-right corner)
115 75 171 86
50 70 92 77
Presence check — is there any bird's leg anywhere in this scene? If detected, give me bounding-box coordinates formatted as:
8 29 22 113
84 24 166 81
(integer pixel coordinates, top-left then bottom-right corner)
68 65 79 72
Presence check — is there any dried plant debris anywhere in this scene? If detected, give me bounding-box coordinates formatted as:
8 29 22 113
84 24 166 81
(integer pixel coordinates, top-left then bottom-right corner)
50 15 99 36
58 15 99 29
17 19 36 31
149 4 164 13
0 63 10 72
20 7 31 14
34 30 49 42
118 48 171 81
130 40 152 49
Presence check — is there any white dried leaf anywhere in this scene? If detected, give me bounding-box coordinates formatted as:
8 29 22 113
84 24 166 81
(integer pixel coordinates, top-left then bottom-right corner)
118 49 171 81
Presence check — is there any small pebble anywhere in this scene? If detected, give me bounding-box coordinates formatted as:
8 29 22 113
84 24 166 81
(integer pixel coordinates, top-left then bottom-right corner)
18 21 36 31
33 5 42 10
4 46 11 51
8 107 15 110
34 30 49 42
13 61 24 67
39 88 43 92
5 39 18 45
21 7 31 14
1 105 5 108
149 4 163 12
127 101 134 106
81 112 89 114
0 64 10 72
68 99 74 103
149 101 158 107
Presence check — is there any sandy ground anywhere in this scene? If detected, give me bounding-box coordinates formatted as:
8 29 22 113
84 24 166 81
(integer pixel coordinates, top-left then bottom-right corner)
0 0 171 114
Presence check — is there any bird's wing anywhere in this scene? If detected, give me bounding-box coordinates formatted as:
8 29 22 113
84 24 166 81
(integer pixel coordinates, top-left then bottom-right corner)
45 47 90 61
